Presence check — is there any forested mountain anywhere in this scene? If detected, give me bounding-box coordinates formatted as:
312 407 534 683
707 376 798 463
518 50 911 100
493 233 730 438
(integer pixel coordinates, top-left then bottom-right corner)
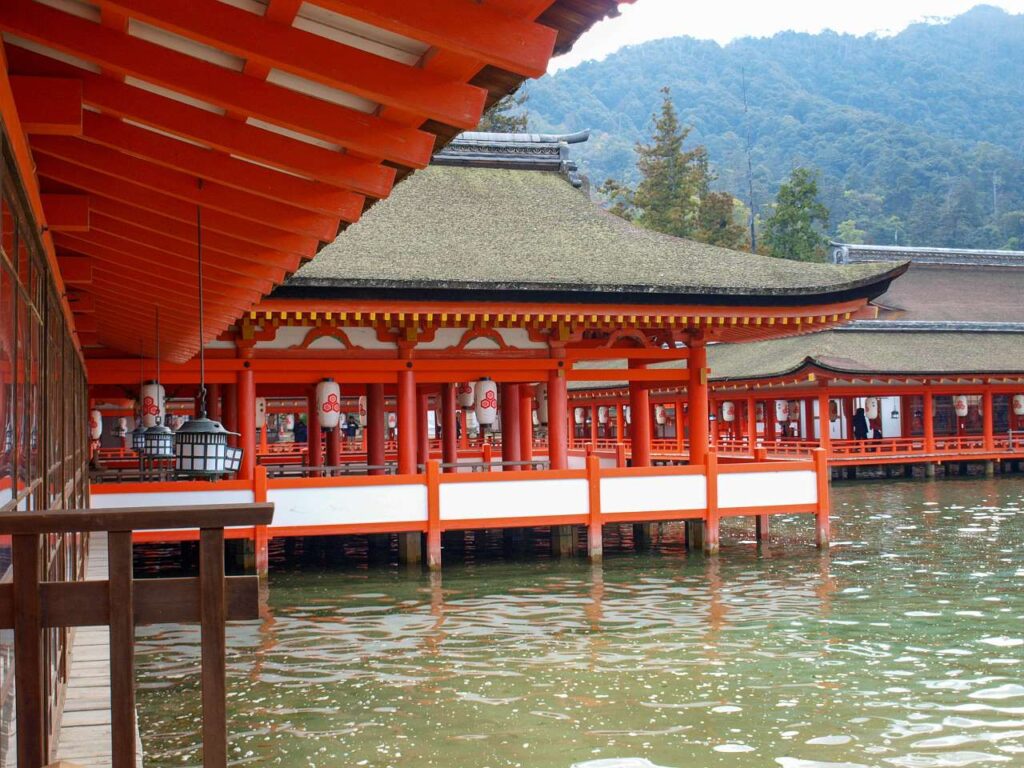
523 5 1024 249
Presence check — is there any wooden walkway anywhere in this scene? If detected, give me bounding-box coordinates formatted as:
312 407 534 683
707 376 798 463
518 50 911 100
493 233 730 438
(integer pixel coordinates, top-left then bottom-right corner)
54 532 143 767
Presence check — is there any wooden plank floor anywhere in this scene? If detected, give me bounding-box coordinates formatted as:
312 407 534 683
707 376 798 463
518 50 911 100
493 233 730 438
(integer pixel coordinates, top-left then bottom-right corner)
54 532 143 768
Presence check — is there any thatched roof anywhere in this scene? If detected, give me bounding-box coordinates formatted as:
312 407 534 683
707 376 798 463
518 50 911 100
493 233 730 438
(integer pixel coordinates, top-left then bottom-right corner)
283 165 903 305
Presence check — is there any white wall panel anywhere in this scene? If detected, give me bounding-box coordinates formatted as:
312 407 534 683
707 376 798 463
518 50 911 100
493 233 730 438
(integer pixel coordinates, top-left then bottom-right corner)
267 484 427 528
600 474 706 514
440 478 588 521
91 489 256 509
718 470 817 509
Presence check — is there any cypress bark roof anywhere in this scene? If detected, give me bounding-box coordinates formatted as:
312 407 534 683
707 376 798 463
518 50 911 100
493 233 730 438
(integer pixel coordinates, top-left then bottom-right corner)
285 166 903 304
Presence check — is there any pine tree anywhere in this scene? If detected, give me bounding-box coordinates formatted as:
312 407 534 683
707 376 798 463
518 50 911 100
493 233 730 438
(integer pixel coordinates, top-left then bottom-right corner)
476 92 529 132
762 168 830 261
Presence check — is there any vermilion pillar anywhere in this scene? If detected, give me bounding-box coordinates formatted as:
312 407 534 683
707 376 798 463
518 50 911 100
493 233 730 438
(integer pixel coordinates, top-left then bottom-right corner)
367 383 385 475
629 379 651 467
982 389 994 451
397 369 416 475
441 383 458 472
547 368 568 470
237 368 255 481
688 342 709 466
818 391 832 454
501 383 522 470
519 386 534 470
207 383 222 424
223 384 238 448
326 416 341 470
308 389 322 474
417 391 430 469
746 397 757 448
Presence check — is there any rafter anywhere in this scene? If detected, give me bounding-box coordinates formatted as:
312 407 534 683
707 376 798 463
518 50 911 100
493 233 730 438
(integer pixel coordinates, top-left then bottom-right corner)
0 0 436 167
97 0 488 129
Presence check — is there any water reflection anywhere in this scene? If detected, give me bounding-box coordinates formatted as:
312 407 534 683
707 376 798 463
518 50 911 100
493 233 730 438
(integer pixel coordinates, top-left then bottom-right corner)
135 477 1024 768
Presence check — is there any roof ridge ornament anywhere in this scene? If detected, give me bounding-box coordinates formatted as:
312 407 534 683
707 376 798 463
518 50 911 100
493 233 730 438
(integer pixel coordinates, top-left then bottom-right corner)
432 128 589 187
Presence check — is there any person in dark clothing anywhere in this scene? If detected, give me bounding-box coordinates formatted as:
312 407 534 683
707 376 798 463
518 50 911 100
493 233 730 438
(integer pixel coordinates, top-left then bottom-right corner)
853 407 870 441
293 418 307 443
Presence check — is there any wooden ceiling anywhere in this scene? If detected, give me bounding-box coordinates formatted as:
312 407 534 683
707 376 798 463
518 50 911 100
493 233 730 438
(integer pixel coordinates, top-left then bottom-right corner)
0 0 628 361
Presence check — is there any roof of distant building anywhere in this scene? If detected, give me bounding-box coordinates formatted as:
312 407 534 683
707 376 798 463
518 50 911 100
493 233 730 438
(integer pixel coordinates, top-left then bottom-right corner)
830 241 1024 268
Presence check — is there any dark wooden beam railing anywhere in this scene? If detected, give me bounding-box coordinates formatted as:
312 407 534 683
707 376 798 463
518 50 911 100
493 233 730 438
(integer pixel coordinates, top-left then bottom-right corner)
0 502 274 768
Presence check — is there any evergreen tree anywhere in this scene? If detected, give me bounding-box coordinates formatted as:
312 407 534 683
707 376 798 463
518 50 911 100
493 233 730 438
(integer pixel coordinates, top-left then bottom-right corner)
763 168 830 261
476 92 529 132
632 88 710 237
695 192 748 249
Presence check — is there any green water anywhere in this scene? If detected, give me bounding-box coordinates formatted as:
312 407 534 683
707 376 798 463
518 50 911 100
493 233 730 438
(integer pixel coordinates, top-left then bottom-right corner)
134 477 1024 767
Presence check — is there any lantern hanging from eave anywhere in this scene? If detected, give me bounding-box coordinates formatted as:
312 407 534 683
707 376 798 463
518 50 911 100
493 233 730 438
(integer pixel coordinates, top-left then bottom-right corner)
387 412 398 430
315 379 341 430
283 414 295 431
953 395 969 418
474 379 498 426
655 405 667 425
573 407 585 425
532 409 539 426
357 395 367 427
787 401 800 422
1013 394 1024 416
624 405 632 424
865 397 879 420
774 400 788 422
456 382 475 408
598 406 609 424
535 383 548 424
721 401 735 422
89 409 102 440
114 417 128 438
255 397 268 430
140 381 165 428
829 400 840 423
174 416 237 477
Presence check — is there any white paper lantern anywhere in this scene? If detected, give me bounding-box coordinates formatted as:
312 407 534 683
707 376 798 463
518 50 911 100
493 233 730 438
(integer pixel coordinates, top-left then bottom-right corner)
89 409 102 440
624 405 631 424
573 407 585 425
954 395 969 418
721 401 735 422
1013 394 1024 416
116 417 128 436
655 405 667 425
386 412 397 430
829 400 840 423
283 414 296 431
865 397 879 420
315 380 341 430
140 382 165 428
474 379 498 426
532 410 539 426
357 395 368 427
775 400 788 422
787 401 800 422
535 383 548 424
466 410 478 430
456 382 474 408
598 406 609 424
255 397 268 430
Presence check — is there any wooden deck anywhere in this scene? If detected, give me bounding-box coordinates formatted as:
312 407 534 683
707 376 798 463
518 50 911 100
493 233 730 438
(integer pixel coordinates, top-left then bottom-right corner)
54 532 143 768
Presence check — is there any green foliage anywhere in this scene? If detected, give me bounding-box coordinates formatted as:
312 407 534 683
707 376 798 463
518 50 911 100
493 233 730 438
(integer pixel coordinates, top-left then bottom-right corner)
477 92 529 132
763 168 830 261
524 6 1024 249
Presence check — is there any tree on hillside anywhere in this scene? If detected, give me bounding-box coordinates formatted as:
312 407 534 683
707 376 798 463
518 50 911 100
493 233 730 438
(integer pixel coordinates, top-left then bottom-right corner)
477 92 529 132
763 168 830 261
695 192 749 249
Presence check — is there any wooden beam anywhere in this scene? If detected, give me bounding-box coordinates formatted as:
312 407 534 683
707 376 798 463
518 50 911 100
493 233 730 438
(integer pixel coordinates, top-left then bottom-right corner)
9 74 82 134
57 254 92 284
42 193 90 231
8 43 395 196
98 0 488 128
73 313 98 333
0 0 436 167
66 291 94 313
31 135 349 238
309 0 558 77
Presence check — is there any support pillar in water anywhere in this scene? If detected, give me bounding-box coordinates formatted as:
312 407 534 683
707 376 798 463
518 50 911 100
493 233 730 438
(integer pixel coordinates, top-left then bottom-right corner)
904 464 914 478
398 532 422 565
633 523 654 550
925 462 936 478
755 514 769 542
551 525 576 557
846 466 857 480
985 460 995 477
686 519 705 551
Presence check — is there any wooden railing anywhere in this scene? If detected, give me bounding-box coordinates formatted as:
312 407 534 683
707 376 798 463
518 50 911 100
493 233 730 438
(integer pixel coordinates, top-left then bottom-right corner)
0 503 273 768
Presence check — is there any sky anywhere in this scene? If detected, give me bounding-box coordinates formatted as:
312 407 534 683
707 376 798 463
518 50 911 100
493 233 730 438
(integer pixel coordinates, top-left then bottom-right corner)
549 1 1024 71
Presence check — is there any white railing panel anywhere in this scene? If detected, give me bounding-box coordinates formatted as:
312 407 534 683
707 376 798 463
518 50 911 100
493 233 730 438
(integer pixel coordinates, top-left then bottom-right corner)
267 484 427 528
600 474 706 514
91 489 256 509
440 478 588 521
718 470 817 509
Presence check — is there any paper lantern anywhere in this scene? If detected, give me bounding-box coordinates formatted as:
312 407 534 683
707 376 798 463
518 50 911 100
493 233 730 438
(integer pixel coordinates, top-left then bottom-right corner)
721 401 735 422
140 381 165 428
283 414 296 431
787 401 800 422
954 395 969 418
387 412 397 430
865 397 879 420
89 409 102 440
598 406 609 424
115 417 128 438
829 400 840 423
756 402 765 421
466 410 478 430
315 380 341 430
654 405 667 425
357 395 367 427
535 383 548 424
532 410 539 426
573 407 585 425
474 379 498 426
775 400 788 422
456 382 475 408
624 405 631 424
1013 394 1024 416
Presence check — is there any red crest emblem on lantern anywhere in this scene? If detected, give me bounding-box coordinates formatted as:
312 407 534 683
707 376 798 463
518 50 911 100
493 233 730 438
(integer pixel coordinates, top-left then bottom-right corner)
321 393 341 413
142 396 159 416
480 390 498 410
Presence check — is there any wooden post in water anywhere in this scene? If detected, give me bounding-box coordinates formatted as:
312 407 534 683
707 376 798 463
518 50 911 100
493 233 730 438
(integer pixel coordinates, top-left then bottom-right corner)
426 460 442 571
814 448 831 548
703 448 720 554
586 453 602 562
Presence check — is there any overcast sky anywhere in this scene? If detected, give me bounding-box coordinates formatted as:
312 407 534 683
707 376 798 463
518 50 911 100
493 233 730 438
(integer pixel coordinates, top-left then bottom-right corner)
550 1 1024 71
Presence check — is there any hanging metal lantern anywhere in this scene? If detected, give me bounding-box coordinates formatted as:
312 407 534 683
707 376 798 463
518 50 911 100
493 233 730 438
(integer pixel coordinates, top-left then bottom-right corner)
598 406 609 424
474 378 498 426
315 379 342 430
535 383 548 424
89 409 103 441
721 401 735 422
142 422 175 458
865 397 880 420
140 381 165 428
174 415 237 477
131 419 147 452
456 382 474 408
1013 394 1024 416
573 407 585 425
357 395 367 427
224 446 243 474
655 405 667 425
